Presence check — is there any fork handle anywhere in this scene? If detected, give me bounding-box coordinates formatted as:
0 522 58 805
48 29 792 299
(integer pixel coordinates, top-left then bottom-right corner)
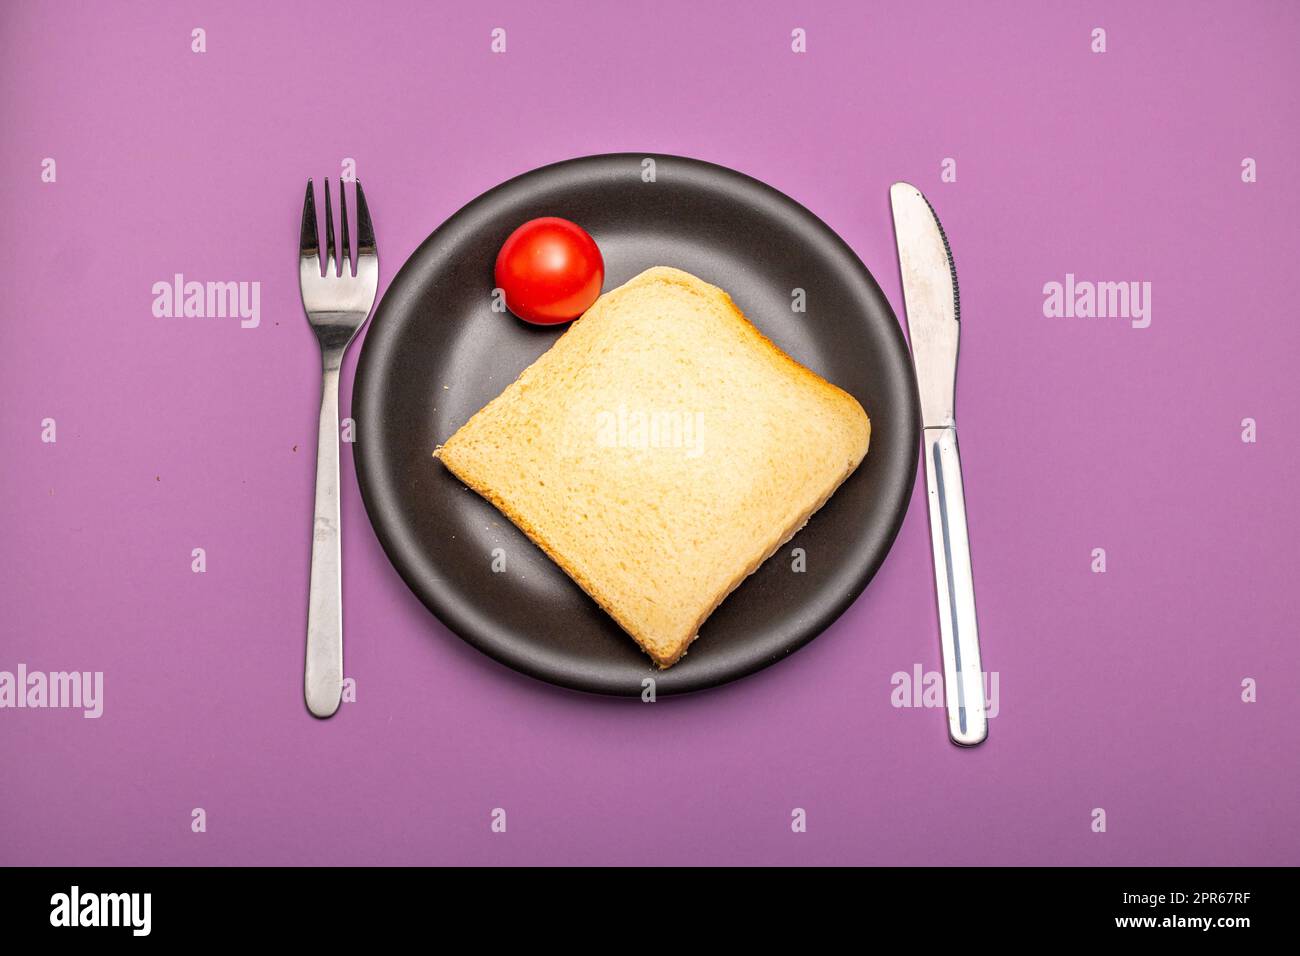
305 359 344 718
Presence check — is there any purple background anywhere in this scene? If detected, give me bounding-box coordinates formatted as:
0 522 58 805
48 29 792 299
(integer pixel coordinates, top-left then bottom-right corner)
2 0 1297 866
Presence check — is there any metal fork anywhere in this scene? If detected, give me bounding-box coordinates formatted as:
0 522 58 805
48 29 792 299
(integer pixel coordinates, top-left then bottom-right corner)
298 178 378 718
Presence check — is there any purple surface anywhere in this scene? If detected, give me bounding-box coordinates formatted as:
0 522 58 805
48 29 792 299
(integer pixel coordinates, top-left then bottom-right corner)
2 0 1297 867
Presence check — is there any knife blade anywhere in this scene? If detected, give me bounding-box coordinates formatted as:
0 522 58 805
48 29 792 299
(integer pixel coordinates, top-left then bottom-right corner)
889 182 988 747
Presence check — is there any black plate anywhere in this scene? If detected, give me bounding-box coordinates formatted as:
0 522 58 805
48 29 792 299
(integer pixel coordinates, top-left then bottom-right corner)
353 154 919 696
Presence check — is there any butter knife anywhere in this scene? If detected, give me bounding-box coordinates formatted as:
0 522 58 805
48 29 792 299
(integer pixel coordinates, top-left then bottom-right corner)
889 182 988 747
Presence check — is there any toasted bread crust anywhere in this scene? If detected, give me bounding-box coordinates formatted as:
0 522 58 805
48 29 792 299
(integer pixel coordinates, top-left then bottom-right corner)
647 267 869 438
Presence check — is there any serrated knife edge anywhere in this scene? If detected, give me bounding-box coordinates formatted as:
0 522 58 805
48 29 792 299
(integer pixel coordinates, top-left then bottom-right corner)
889 182 960 429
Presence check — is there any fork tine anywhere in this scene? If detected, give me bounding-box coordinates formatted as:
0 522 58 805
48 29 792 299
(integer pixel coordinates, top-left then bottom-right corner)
339 179 352 276
300 179 320 267
323 177 337 276
355 179 376 257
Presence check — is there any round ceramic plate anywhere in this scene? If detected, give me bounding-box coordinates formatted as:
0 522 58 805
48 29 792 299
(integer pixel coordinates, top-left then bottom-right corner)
353 153 919 696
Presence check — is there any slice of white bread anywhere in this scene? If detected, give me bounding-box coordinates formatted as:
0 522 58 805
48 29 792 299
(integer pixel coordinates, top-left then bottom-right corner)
435 266 870 668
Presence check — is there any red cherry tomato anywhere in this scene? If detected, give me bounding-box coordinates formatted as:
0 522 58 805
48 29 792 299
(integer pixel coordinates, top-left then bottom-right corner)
494 217 604 325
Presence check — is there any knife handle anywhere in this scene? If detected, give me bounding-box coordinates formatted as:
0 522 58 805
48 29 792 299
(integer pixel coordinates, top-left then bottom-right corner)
922 426 988 746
